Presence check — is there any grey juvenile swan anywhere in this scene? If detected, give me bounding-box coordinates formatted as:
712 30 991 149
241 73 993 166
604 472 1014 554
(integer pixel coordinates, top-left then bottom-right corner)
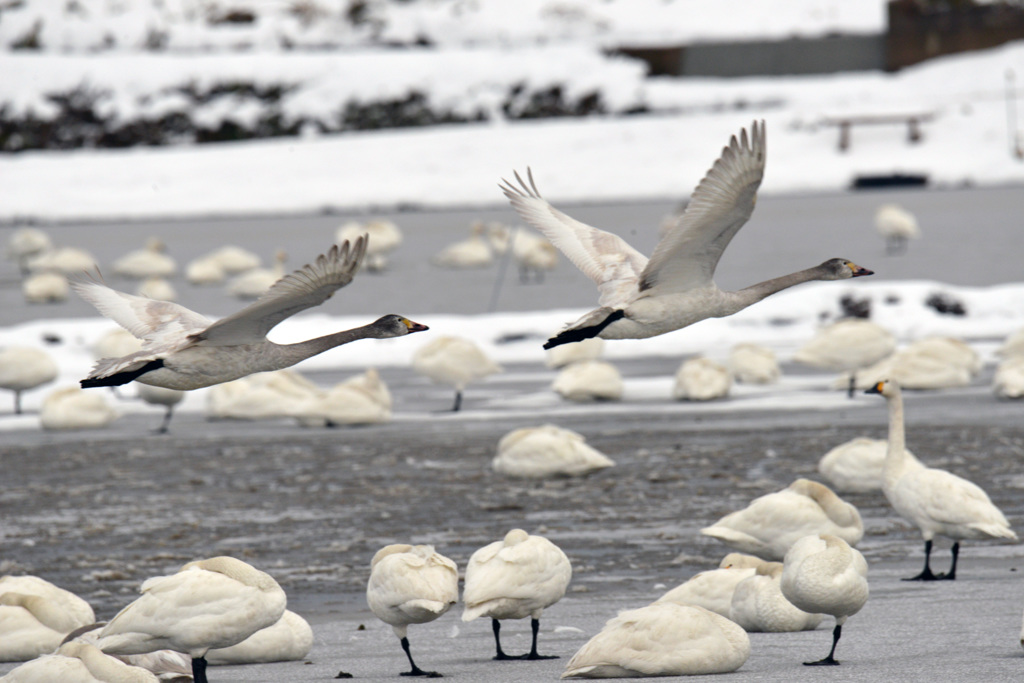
500 121 874 349
75 237 428 391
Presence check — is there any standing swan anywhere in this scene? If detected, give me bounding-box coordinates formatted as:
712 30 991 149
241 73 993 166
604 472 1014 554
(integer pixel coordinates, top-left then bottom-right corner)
462 529 572 661
97 556 286 683
780 534 868 666
366 544 459 677
500 122 873 349
866 380 1017 580
74 238 428 390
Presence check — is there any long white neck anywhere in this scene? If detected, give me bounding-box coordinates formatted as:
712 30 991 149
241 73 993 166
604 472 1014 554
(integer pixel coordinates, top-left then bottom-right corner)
883 384 913 484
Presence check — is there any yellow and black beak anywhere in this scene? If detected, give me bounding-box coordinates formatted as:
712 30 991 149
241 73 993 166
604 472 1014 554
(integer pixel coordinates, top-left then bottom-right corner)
405 318 429 334
849 262 873 277
865 381 885 395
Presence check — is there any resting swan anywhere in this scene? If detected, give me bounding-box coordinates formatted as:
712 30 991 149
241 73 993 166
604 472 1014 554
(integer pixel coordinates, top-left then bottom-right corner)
867 379 1017 580
74 238 428 391
500 121 873 349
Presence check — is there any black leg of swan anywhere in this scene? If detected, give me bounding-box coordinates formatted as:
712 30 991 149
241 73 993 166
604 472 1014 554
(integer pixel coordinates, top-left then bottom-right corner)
847 373 856 399
937 542 959 580
804 624 842 666
154 406 174 434
451 390 463 412
544 310 625 350
400 636 441 677
904 539 940 581
13 390 22 415
523 617 558 660
491 618 518 660
81 359 164 388
191 656 208 683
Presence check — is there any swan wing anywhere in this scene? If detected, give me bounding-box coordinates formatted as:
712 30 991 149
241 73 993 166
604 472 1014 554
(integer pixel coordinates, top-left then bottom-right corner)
639 121 766 295
500 169 647 308
904 468 1011 529
195 237 367 346
72 278 212 349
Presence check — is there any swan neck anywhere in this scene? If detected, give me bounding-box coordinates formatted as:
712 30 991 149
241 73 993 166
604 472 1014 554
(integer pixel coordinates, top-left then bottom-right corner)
885 386 908 470
728 266 825 312
277 324 380 366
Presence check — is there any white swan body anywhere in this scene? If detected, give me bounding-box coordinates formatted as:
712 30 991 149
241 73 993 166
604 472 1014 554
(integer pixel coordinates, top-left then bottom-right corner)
545 338 605 369
844 336 979 390
203 245 262 274
431 222 494 269
226 249 287 300
728 343 780 384
98 556 286 683
0 575 95 627
501 121 873 349
0 347 59 414
6 227 52 272
294 368 393 427
92 328 143 361
411 335 501 411
22 271 69 304
656 553 766 618
134 277 176 303
463 529 571 660
112 238 176 279
874 203 920 254
817 437 901 493
998 326 1024 358
780 534 869 665
729 561 823 633
0 641 160 683
672 356 731 401
701 478 863 561
184 256 227 285
561 602 750 678
40 386 119 430
868 380 1017 580
338 219 402 271
492 424 615 478
367 544 458 677
552 359 623 402
75 238 427 391
994 355 1024 399
794 319 895 374
26 247 97 275
205 610 313 665
0 591 91 662
206 369 323 420
511 228 558 282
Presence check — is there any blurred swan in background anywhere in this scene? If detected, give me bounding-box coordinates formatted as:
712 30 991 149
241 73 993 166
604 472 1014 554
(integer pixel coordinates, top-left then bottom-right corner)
411 336 501 411
552 359 623 402
492 424 615 478
112 237 176 280
0 346 59 414
673 357 731 401
874 203 920 255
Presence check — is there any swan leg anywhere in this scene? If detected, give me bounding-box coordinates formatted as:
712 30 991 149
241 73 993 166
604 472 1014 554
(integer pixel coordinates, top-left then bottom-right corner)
804 624 842 666
400 636 441 677
451 390 463 412
191 656 209 683
523 617 558 660
903 539 940 581
154 405 174 434
491 618 519 660
13 389 22 415
937 542 959 580
847 373 856 399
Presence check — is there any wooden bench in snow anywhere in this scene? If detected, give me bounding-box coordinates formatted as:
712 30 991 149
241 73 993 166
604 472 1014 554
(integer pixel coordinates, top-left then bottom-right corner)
820 113 935 152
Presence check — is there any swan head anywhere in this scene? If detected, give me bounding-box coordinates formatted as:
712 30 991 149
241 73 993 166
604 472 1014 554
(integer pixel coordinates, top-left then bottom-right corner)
819 258 873 280
372 315 429 337
865 379 900 397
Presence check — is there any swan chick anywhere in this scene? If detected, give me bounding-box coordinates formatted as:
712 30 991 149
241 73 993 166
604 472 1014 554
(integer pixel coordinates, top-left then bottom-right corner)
700 478 863 561
500 121 873 350
75 238 428 391
97 556 287 683
462 529 571 660
561 602 749 678
492 424 614 478
781 534 869 665
867 379 1017 580
367 544 458 677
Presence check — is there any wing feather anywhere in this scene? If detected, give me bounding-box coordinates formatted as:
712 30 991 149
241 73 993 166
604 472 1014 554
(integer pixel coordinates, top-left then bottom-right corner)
195 237 367 346
640 120 766 294
500 169 647 308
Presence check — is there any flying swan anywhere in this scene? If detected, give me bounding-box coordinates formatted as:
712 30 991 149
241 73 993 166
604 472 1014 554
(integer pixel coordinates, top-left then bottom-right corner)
500 121 873 349
72 237 428 391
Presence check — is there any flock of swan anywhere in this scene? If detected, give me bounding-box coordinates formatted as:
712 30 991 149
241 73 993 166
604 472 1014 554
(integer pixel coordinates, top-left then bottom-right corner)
0 121 1020 679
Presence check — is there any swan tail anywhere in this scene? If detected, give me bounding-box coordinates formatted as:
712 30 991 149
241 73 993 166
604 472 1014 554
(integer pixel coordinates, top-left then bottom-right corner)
544 309 625 350
81 359 165 388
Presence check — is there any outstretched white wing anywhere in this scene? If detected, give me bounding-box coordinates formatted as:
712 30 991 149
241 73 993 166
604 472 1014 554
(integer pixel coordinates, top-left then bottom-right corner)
72 277 212 350
639 121 766 295
500 169 647 309
193 236 367 346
